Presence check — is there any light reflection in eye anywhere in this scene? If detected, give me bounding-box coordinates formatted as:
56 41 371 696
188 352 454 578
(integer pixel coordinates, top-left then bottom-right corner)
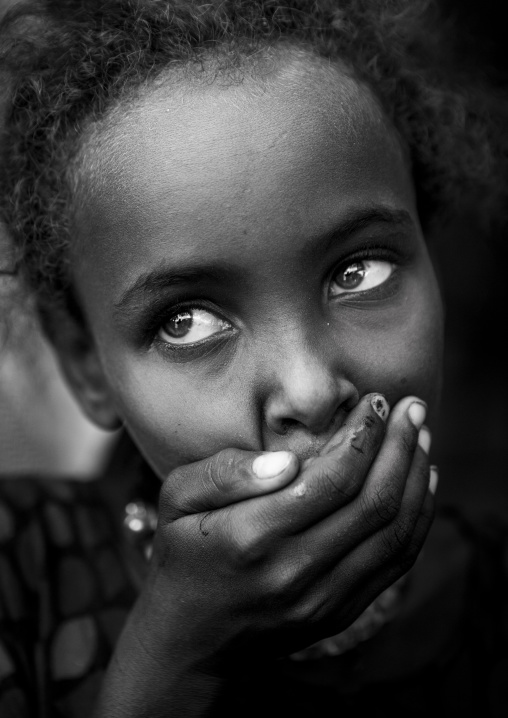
158 308 231 345
329 260 393 296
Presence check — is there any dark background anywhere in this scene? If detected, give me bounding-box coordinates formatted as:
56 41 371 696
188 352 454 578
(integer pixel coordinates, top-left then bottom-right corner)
429 0 508 519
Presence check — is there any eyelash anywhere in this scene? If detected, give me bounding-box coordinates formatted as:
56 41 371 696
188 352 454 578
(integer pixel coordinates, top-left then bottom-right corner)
148 300 235 357
337 244 402 268
329 245 403 296
146 243 408 356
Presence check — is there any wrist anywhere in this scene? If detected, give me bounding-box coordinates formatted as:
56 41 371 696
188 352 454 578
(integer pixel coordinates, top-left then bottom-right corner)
94 591 227 717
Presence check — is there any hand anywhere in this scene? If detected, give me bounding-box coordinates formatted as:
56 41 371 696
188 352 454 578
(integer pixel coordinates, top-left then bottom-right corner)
95 393 434 717
145 392 434 664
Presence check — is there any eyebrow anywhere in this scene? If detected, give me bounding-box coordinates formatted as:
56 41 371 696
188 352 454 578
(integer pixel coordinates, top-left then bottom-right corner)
114 265 238 318
114 205 415 316
313 206 414 257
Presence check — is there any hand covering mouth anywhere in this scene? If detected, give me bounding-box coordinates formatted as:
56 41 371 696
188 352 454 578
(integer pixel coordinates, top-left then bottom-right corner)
267 406 350 462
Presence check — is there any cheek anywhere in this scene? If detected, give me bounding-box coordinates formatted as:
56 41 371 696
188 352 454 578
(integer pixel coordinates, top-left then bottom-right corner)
350 287 444 419
107 364 258 478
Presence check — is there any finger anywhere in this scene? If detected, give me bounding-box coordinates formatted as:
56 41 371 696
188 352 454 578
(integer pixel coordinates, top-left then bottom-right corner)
241 392 390 536
308 485 435 637
353 396 430 536
289 397 431 573
273 490 435 647
340 485 436 597
159 448 300 522
354 437 433 568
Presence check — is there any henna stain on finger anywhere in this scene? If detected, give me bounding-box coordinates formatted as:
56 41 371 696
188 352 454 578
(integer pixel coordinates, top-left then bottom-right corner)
364 415 376 429
350 426 367 453
350 415 378 453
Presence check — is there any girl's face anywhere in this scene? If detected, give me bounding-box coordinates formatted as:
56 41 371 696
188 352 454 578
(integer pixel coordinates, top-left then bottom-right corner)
69 56 443 477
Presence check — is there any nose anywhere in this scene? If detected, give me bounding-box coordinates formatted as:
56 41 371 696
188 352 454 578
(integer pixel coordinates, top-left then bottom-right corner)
263 340 359 437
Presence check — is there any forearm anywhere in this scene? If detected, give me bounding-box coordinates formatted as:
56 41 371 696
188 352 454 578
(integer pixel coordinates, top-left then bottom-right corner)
92 598 227 718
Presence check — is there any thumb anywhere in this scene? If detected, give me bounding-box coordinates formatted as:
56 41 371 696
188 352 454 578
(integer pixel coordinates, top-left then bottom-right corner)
159 448 299 522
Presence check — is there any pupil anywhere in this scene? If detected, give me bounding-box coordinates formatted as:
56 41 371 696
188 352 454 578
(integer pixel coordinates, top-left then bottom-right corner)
166 311 193 337
339 262 365 288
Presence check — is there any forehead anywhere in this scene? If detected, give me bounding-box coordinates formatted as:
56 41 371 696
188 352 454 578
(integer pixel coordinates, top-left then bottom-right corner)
72 52 414 285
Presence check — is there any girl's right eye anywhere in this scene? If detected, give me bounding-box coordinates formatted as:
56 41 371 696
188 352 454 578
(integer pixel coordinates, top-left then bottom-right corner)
157 308 232 346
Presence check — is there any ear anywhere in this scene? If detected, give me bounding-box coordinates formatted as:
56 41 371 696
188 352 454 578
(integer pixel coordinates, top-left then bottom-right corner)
40 306 122 432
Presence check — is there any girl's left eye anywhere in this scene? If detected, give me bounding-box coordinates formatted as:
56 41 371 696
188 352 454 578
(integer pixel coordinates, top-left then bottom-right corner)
158 308 232 345
329 259 394 296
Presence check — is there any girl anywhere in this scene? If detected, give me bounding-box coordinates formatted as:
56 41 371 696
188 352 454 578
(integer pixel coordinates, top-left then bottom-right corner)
0 1 506 716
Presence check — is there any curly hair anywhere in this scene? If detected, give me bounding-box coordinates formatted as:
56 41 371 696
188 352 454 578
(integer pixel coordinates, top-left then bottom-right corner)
0 0 506 316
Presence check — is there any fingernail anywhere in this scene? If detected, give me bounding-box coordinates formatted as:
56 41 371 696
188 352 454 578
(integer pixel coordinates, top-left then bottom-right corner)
418 426 432 454
253 451 292 479
408 401 427 429
371 394 389 421
429 465 439 495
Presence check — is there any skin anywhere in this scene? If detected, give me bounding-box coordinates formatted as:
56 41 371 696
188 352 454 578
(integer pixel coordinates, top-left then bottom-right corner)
67 54 443 474
50 52 444 716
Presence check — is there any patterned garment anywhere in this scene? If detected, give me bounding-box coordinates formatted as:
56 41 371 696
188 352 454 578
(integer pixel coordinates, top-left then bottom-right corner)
0 477 143 718
0 476 507 717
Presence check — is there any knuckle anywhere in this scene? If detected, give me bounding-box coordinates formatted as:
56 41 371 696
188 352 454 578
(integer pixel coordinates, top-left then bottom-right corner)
368 482 401 524
360 480 400 529
381 509 419 557
317 462 361 504
399 428 417 459
260 556 304 604
390 515 415 549
158 473 182 517
285 588 328 628
226 518 267 568
204 449 238 498
204 456 227 496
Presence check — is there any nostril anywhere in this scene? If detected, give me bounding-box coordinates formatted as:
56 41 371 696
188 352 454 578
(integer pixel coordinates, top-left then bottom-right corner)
264 371 359 437
342 390 360 413
275 418 300 436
